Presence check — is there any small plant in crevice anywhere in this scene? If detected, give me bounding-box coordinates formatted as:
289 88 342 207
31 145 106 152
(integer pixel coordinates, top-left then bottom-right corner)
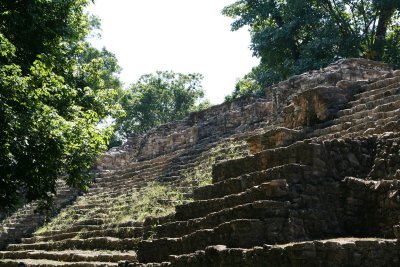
145 224 158 241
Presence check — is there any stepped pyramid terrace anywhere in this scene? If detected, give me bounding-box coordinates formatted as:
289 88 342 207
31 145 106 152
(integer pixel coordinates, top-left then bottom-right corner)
1 58 400 266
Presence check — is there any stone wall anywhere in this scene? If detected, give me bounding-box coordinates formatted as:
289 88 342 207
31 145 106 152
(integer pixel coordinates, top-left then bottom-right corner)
169 240 400 267
97 97 273 169
212 137 377 183
342 177 400 238
246 127 305 153
265 58 392 116
369 132 400 179
281 84 364 128
97 59 392 170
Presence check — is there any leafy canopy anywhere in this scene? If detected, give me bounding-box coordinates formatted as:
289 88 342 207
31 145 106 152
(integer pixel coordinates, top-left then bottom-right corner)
0 0 122 209
223 0 400 98
114 71 209 142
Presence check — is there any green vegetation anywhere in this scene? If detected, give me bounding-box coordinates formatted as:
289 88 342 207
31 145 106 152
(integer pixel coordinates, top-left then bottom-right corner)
181 140 251 187
36 184 188 234
223 0 400 99
0 0 122 210
0 1 212 210
120 183 187 222
36 139 250 235
112 71 210 146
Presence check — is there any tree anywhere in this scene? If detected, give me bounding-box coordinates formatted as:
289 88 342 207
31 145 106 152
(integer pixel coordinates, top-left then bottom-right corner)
225 71 263 102
222 0 400 98
0 0 122 210
114 71 209 142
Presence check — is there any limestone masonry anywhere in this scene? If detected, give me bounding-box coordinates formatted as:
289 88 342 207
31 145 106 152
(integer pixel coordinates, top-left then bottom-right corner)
1 58 400 266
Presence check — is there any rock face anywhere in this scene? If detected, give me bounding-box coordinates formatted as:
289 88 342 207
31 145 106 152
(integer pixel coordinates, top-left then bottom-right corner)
97 58 391 170
96 97 273 169
1 58 400 266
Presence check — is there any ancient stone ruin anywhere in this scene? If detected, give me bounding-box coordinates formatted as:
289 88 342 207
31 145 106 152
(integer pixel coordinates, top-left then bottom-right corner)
0 58 399 266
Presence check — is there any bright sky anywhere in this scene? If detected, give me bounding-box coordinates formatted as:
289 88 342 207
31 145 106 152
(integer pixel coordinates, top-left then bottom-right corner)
87 0 259 104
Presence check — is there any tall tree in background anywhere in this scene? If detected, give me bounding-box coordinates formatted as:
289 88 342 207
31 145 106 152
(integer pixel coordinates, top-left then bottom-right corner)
0 0 122 209
113 71 209 144
223 0 400 98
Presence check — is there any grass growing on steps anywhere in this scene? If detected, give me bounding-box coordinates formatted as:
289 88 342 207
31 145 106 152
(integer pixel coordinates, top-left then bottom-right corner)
117 183 188 222
35 184 188 235
34 139 250 237
35 189 140 234
181 140 250 187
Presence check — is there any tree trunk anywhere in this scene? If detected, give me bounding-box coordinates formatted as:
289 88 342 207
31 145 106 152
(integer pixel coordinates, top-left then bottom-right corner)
373 7 394 61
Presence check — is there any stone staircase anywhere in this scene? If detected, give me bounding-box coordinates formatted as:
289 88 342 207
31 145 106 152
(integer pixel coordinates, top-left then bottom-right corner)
131 61 400 266
310 70 400 139
132 138 399 266
1 58 399 266
0 149 184 265
0 180 80 251
0 131 253 266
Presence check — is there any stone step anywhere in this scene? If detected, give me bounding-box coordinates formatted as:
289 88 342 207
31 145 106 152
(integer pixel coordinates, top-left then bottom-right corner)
245 127 305 154
313 113 399 142
23 227 143 244
110 161 167 177
193 164 311 201
34 221 143 244
175 180 289 221
168 238 400 267
165 142 249 173
338 92 400 117
159 157 249 184
170 141 246 162
35 221 142 238
56 189 76 195
98 152 178 178
94 168 165 188
333 97 400 124
0 250 136 263
40 201 142 229
91 188 140 198
35 225 105 237
323 109 400 140
355 76 400 99
34 218 109 236
84 188 142 200
106 171 161 185
312 107 400 138
91 171 159 190
74 218 108 226
95 137 247 188
0 259 119 266
342 85 400 113
137 218 296 263
212 142 325 182
7 237 139 251
2 215 42 225
155 200 289 239
89 195 137 207
0 189 78 248
345 109 399 132
86 184 143 197
0 211 30 223
91 176 148 191
164 143 249 172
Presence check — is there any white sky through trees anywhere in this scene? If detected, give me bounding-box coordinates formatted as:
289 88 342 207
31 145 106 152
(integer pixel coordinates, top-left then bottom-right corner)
87 0 259 104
